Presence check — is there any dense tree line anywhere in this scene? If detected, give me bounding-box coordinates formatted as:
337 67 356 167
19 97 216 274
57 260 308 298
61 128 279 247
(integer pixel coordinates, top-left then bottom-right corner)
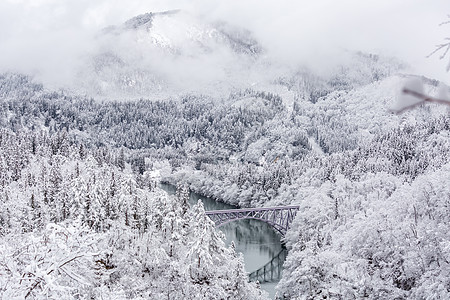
279 161 450 299
1 71 449 299
0 127 267 299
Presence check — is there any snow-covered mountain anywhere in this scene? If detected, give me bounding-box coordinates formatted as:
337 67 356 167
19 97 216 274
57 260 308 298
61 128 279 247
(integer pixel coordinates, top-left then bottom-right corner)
67 10 408 101
103 10 261 56
73 10 264 99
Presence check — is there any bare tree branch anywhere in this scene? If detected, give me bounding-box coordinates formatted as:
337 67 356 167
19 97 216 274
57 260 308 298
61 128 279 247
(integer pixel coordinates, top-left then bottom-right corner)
390 89 450 114
428 16 450 59
426 39 450 60
403 88 450 105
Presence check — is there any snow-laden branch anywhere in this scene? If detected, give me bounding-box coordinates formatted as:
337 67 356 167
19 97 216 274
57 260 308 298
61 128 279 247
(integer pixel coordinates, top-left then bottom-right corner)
427 15 450 71
24 253 91 299
390 78 450 114
59 266 92 286
427 38 450 60
402 88 450 105
390 89 450 114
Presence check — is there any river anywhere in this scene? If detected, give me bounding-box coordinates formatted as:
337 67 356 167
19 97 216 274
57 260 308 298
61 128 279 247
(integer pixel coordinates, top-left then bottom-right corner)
161 184 285 299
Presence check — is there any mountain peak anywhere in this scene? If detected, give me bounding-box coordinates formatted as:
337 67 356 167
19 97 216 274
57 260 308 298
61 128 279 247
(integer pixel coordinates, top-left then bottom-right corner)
123 10 181 31
102 10 181 34
123 12 153 30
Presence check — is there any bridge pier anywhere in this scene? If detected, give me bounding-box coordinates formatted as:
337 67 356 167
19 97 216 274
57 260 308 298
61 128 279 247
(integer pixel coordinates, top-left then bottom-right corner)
247 248 287 283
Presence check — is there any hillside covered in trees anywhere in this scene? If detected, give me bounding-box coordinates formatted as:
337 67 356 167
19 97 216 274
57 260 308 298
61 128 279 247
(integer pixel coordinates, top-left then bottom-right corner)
0 119 267 299
1 62 449 299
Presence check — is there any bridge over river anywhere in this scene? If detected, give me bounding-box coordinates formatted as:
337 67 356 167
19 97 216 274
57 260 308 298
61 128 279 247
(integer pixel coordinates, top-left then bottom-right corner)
205 205 300 237
206 205 299 285
161 183 298 296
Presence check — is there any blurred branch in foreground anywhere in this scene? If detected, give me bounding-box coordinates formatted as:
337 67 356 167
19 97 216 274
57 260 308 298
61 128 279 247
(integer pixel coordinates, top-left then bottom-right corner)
390 78 450 114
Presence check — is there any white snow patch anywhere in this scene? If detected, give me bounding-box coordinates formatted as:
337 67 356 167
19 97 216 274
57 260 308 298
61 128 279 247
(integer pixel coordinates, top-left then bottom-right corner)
308 136 324 155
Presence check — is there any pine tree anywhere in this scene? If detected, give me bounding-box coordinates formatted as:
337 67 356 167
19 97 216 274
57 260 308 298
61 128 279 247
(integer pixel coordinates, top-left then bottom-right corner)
187 200 227 284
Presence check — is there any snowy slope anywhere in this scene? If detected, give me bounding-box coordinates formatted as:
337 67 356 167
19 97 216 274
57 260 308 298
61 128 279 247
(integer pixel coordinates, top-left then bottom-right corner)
69 10 411 102
74 10 264 99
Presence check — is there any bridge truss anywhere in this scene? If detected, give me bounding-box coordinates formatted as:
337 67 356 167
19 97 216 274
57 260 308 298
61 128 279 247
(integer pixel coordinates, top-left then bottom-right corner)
205 205 299 236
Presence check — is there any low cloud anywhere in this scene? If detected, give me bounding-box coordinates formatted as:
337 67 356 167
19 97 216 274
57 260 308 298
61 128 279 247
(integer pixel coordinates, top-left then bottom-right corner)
193 0 450 80
0 0 448 93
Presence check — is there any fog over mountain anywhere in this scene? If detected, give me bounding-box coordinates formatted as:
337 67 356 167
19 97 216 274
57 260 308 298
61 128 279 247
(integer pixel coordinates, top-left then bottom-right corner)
0 0 448 97
74 10 269 98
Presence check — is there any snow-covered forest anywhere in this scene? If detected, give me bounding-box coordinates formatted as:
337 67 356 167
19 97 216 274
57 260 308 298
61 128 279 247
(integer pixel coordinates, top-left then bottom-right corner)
0 99 267 299
1 4 450 300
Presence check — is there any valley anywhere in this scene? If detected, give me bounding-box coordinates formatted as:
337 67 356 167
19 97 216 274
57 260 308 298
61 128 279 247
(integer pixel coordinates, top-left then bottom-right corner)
0 7 449 300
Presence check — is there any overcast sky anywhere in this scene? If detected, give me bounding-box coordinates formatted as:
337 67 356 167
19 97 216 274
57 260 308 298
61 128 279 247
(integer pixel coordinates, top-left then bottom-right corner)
0 0 449 85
